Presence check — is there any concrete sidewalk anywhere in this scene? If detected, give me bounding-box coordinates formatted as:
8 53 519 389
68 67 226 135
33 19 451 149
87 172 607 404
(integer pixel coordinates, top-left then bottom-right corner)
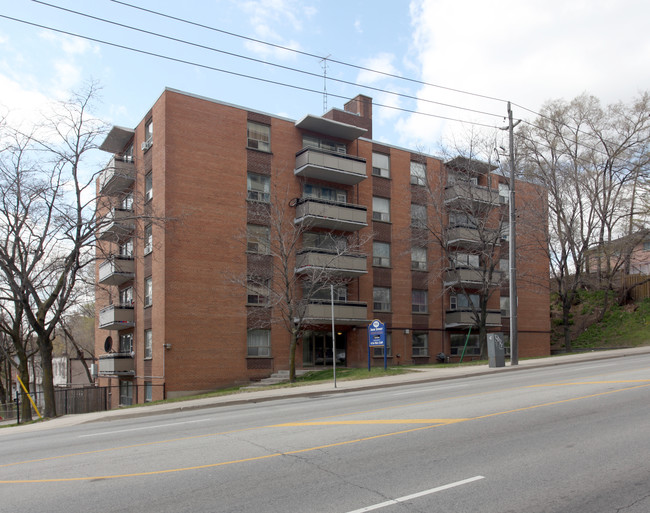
3 346 650 434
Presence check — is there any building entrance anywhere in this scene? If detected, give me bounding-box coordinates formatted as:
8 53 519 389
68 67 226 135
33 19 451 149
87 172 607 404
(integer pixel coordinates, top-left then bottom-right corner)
302 330 347 366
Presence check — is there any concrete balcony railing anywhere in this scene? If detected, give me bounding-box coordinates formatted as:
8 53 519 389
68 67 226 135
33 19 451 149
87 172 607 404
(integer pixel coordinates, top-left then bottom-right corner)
98 255 135 286
444 183 500 207
295 148 367 185
295 250 367 277
99 156 135 196
446 226 500 247
445 309 502 328
444 268 504 288
96 208 135 241
98 353 135 376
294 198 367 232
99 304 135 330
303 301 368 326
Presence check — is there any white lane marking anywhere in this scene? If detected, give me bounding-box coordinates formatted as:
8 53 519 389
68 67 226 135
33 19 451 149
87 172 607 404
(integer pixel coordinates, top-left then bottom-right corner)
345 475 485 513
79 418 213 438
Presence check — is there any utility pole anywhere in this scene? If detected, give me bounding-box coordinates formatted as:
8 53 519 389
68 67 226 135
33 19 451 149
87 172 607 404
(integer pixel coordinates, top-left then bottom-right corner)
507 102 520 365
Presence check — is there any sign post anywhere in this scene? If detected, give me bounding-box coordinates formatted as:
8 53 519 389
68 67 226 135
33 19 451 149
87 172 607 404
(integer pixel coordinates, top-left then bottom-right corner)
367 320 386 371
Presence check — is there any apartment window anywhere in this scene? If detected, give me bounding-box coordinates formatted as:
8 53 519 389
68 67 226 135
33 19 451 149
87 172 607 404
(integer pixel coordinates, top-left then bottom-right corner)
449 211 478 228
410 161 426 186
412 289 428 314
247 224 270 254
247 329 271 357
451 253 480 268
373 332 392 358
247 173 270 202
373 287 391 312
144 224 153 255
144 276 152 307
499 258 509 272
308 283 347 302
500 223 509 241
119 380 133 406
303 232 347 252
144 119 153 144
411 203 427 228
450 293 479 310
247 121 270 151
373 241 391 267
303 183 346 203
499 183 509 204
119 333 133 354
119 286 133 306
145 172 153 202
247 279 269 305
372 152 390 178
144 329 152 359
501 296 510 317
450 333 480 356
303 135 346 154
411 246 427 271
121 193 133 211
372 197 390 222
119 238 134 257
643 241 650 251
144 382 152 403
412 332 428 356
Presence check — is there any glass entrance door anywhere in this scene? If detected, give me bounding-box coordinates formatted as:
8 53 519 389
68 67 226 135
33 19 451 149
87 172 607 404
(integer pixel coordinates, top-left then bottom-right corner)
302 330 347 366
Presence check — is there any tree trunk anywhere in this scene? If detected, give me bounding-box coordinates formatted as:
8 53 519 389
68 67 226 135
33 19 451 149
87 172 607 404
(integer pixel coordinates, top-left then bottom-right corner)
562 297 573 353
19 363 33 423
289 330 297 383
38 337 57 418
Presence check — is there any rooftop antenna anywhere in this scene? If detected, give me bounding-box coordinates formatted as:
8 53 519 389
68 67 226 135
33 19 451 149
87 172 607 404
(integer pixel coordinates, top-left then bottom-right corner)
320 55 331 113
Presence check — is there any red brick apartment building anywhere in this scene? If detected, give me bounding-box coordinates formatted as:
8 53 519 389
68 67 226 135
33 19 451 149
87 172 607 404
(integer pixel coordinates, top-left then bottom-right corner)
95 88 550 407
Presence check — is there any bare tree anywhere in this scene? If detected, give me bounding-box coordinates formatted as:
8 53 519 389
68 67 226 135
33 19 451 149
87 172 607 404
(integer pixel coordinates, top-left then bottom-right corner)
235 178 371 382
0 83 107 417
518 92 650 350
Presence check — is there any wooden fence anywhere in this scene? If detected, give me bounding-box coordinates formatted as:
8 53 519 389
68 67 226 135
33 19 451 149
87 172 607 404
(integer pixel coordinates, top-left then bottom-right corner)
625 274 650 301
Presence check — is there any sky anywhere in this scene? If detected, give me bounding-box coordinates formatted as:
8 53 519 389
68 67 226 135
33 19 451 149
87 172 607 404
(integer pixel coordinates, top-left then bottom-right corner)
1 0 649 159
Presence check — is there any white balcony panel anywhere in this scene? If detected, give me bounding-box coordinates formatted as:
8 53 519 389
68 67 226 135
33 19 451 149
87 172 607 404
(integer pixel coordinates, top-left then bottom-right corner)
295 200 367 232
445 309 501 328
98 256 135 286
98 354 135 375
295 148 367 185
303 302 369 325
99 156 135 196
99 305 135 330
295 251 367 277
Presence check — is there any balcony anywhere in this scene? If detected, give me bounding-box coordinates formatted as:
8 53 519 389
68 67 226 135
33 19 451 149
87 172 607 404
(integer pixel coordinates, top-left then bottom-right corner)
295 148 367 185
445 309 502 328
99 304 135 330
302 300 369 326
446 226 500 247
99 156 135 196
98 353 135 376
294 199 367 231
444 268 504 288
295 250 367 277
444 183 499 207
98 255 135 286
96 208 135 241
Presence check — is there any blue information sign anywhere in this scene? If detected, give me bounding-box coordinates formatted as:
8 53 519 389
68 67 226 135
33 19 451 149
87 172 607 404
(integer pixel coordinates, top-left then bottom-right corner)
367 320 386 370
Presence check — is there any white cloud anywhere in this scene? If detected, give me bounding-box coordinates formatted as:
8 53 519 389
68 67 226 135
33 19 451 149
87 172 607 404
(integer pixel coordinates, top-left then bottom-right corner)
356 53 400 85
238 0 316 59
399 0 650 148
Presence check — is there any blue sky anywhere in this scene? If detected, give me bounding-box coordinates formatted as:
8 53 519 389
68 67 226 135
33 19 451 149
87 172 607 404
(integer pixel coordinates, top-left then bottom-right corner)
1 0 649 157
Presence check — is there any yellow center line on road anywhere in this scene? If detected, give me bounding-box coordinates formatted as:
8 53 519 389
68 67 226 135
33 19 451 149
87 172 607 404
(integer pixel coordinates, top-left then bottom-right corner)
3 381 649 484
272 419 468 427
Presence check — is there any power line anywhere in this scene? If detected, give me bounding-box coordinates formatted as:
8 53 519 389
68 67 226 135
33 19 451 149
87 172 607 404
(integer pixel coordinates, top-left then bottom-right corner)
109 0 509 106
32 1 505 122
0 14 500 131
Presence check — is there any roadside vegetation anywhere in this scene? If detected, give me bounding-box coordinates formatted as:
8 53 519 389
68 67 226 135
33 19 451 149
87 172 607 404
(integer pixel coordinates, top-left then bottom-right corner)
552 292 650 351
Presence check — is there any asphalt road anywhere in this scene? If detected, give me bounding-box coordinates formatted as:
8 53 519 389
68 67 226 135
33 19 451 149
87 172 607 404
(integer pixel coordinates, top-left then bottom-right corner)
2 354 650 512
